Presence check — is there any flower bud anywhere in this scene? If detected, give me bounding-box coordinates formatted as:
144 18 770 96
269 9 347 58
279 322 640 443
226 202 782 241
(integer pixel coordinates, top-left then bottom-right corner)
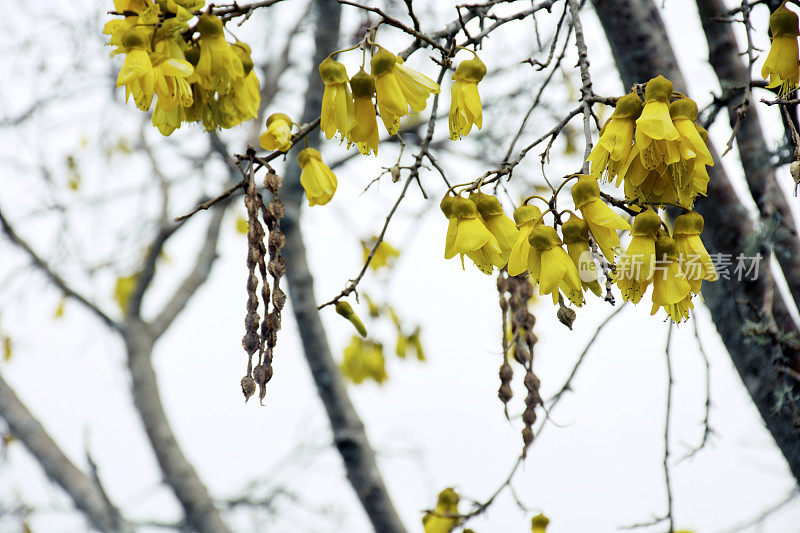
644 75 673 102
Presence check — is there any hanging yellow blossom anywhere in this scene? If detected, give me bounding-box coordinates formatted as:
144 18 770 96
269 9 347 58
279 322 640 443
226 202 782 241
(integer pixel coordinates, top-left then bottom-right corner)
297 147 337 206
195 14 244 95
116 29 155 111
469 192 519 263
259 113 293 152
349 68 380 155
507 205 543 276
340 336 387 385
615 208 661 303
651 234 693 322
561 214 602 297
762 2 800 97
422 488 460 533
219 42 261 126
673 211 717 294
527 225 584 306
633 75 680 170
362 236 400 270
449 54 486 140
320 56 356 140
587 90 642 182
668 98 713 189
371 47 439 135
442 196 503 274
571 174 631 262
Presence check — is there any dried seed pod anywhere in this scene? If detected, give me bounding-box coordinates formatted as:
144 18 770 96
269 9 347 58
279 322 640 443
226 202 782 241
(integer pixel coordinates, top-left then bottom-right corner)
268 199 285 220
253 364 267 386
265 171 283 193
522 426 534 447
272 287 286 310
557 303 576 329
241 375 256 402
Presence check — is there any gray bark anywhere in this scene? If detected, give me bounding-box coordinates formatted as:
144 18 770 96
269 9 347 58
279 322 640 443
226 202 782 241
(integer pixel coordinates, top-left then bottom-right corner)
590 0 800 486
278 1 408 531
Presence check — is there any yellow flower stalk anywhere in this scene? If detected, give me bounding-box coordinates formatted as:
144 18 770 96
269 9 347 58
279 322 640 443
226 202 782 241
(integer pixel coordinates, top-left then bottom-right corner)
634 75 680 169
561 214 602 297
650 234 693 322
362 236 400 270
422 488 460 533
673 211 717 294
297 147 337 206
371 47 440 135
507 205 543 276
349 69 380 155
669 98 713 189
571 174 631 262
469 192 519 264
449 54 486 140
527 225 584 306
320 56 356 140
587 90 642 181
762 2 800 97
195 14 244 95
259 113 293 152
615 208 661 303
442 196 503 274
116 29 155 111
335 301 367 337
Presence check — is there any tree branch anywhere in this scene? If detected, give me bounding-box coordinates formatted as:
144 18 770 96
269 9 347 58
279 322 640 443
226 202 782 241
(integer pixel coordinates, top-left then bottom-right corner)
0 372 122 532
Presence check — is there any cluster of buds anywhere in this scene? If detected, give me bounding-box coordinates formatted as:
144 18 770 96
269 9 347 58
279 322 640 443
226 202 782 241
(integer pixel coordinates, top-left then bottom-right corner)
497 271 540 453
241 154 286 403
104 1 260 134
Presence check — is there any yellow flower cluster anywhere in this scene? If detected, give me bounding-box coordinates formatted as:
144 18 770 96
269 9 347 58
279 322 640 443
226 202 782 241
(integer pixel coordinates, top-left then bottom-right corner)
316 45 441 156
589 76 713 210
440 192 519 275
762 2 800 97
340 336 387 384
441 76 718 322
104 1 260 135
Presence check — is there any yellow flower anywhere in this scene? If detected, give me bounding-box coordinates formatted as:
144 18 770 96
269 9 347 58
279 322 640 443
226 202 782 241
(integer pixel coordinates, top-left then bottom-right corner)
651 234 693 322
531 514 550 533
259 113 293 152
449 54 486 140
571 174 631 262
320 56 356 140
195 14 244 95
507 205 543 276
441 196 503 274
152 98 186 135
677 124 711 209
297 147 337 206
216 43 261 127
423 488 460 533
151 53 194 113
114 0 152 11
362 236 400 270
528 225 584 306
561 214 602 297
349 69 380 155
116 29 155 111
673 211 717 294
762 3 800 96
587 90 642 182
469 192 519 264
634 75 680 170
340 337 387 385
371 47 440 135
615 208 661 303
668 98 713 189
103 16 138 57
